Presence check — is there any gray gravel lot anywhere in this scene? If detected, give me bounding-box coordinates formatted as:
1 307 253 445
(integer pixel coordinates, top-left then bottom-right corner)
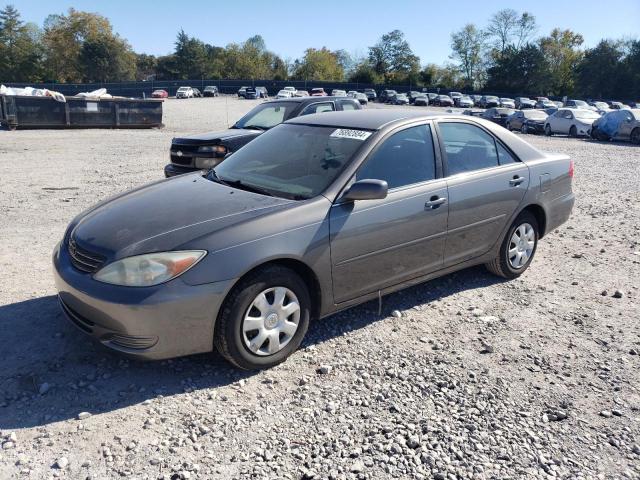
0 97 639 479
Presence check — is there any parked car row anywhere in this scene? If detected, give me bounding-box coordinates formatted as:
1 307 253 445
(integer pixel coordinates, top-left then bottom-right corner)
151 86 220 99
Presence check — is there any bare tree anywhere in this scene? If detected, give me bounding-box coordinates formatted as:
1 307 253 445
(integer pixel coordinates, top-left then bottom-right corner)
486 9 519 53
516 12 538 48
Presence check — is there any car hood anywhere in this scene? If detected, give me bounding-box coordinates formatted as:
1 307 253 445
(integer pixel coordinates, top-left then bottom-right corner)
172 128 262 145
71 174 294 260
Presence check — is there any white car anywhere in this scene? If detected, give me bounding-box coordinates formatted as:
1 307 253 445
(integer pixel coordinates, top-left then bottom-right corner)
544 108 601 137
176 86 195 99
331 89 347 97
276 90 293 99
283 86 297 96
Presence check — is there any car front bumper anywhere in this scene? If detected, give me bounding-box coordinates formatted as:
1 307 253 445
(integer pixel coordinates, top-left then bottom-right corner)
164 163 201 177
53 243 236 360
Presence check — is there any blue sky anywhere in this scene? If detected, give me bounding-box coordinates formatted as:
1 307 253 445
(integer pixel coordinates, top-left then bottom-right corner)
12 0 640 64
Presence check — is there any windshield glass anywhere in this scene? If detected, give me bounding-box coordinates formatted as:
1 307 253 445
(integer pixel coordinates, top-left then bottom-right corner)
524 110 548 120
573 100 588 107
177 87 189 92
234 102 298 129
574 110 600 120
213 124 369 200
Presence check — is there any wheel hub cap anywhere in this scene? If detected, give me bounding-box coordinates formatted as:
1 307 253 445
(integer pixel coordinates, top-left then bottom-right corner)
242 287 301 356
508 223 535 269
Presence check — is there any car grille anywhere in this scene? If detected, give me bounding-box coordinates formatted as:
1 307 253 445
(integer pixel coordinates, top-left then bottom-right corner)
170 143 199 166
59 297 95 333
68 238 105 274
108 334 158 350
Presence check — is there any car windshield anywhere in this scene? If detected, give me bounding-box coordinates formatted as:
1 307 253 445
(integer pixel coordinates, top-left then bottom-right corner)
572 100 588 107
487 96 498 101
500 98 512 102
524 110 548 120
574 110 600 120
234 102 299 130
211 124 369 200
177 87 189 92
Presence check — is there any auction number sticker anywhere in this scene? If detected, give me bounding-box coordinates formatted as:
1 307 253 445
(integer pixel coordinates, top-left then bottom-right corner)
330 128 372 141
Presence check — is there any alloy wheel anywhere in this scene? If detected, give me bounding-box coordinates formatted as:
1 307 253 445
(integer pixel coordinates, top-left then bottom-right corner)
242 287 301 356
508 223 535 269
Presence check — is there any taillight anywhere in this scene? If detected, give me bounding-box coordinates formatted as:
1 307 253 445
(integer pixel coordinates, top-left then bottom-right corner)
568 160 574 178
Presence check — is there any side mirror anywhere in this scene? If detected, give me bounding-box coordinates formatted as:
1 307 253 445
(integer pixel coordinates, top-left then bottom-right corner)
342 179 388 201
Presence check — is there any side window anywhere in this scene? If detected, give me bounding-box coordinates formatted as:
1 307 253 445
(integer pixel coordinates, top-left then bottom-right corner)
339 100 358 111
496 142 517 165
301 102 334 116
439 122 499 175
356 125 436 189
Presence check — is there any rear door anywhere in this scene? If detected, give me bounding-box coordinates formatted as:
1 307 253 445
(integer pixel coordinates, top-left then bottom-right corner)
436 120 529 266
329 123 448 303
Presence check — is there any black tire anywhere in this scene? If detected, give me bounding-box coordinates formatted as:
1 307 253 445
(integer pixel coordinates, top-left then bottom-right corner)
569 125 577 137
521 124 527 134
506 122 511 131
544 124 552 136
631 128 640 145
485 211 539 279
213 266 311 370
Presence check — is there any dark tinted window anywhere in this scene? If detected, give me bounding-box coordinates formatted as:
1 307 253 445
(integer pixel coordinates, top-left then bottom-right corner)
301 102 334 115
439 122 499 175
356 125 436 189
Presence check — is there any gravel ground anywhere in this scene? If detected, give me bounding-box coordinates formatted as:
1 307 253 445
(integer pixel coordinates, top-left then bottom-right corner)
0 97 639 480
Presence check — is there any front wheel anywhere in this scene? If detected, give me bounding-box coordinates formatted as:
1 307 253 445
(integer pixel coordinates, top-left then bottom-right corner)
569 125 577 137
544 124 552 136
214 266 311 370
631 128 640 145
485 211 539 279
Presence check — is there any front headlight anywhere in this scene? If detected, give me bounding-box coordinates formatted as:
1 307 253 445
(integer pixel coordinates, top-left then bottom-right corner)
93 250 206 287
198 145 227 155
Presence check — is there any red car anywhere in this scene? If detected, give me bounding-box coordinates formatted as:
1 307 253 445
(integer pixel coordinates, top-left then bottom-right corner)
310 87 327 97
151 89 168 99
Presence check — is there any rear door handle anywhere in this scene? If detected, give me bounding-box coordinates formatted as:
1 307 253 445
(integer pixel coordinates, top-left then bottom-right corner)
425 196 447 209
509 176 525 186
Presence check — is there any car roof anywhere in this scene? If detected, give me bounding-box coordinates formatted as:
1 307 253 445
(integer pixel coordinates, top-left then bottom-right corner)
286 109 453 130
263 96 357 106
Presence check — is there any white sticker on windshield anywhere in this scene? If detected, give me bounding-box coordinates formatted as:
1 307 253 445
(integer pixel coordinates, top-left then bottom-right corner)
330 128 372 141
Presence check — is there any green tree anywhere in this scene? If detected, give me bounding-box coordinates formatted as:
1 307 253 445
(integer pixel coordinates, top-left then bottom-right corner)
368 30 420 83
485 44 550 95
539 28 584 95
292 48 344 81
577 39 624 99
42 9 135 82
0 5 43 82
450 24 486 89
135 53 157 81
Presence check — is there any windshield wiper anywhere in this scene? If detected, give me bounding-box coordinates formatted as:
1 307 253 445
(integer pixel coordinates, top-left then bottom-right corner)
206 168 230 186
242 124 269 131
223 179 274 197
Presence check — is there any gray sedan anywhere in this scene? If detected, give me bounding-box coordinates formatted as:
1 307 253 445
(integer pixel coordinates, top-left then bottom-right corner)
53 110 575 369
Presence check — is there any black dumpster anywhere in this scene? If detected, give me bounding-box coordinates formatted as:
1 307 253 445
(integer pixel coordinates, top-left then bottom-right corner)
0 95 163 129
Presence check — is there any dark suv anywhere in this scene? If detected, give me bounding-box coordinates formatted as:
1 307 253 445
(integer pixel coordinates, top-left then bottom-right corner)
244 86 268 99
164 96 362 177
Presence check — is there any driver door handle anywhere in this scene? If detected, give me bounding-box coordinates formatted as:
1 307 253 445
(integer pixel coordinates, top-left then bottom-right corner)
425 196 447 209
509 176 525 186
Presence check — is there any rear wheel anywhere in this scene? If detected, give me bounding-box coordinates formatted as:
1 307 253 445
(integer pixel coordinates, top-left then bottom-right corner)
544 124 552 136
214 266 311 370
569 125 577 137
631 128 640 145
521 124 527 134
485 211 539 279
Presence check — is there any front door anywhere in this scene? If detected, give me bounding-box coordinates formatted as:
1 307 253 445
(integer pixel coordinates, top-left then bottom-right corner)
329 124 448 304
437 121 529 266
